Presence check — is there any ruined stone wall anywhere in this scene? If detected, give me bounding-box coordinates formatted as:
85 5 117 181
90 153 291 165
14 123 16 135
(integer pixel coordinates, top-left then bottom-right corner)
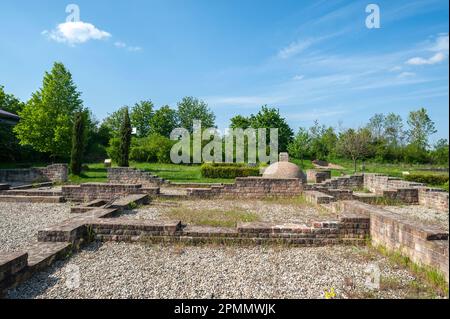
306 170 331 183
107 167 166 187
338 200 449 283
419 188 449 211
364 173 448 210
186 177 303 198
62 183 159 202
0 164 68 184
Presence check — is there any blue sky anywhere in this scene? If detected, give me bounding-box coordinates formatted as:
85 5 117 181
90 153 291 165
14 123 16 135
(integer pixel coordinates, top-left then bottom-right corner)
0 0 448 142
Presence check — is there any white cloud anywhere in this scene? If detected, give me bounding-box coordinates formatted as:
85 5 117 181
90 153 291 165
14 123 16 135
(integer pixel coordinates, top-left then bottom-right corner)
406 52 446 65
389 66 402 72
406 34 449 65
114 41 142 52
43 21 111 45
292 75 304 80
278 39 314 59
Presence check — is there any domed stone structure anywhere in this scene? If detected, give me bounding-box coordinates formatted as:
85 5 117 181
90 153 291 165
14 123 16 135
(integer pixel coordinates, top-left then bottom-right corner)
262 161 304 180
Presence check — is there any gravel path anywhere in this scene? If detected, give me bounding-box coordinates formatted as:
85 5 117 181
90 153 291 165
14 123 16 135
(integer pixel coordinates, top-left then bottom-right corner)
7 242 432 299
0 202 70 254
385 205 449 231
120 199 338 224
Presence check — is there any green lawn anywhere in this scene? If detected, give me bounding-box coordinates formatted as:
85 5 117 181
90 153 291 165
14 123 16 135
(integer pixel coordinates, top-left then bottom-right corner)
69 162 235 184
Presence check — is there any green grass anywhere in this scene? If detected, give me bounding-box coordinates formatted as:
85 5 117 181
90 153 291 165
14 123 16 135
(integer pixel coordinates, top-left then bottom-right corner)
165 207 260 227
67 162 235 184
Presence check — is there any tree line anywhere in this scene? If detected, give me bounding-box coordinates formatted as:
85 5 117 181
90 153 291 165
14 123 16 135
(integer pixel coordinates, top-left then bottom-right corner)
1 62 448 174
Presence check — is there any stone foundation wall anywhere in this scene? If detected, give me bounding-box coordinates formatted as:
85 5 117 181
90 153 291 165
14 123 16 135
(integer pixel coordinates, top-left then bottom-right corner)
62 183 159 202
419 188 449 211
0 164 68 184
317 174 364 190
186 177 303 198
364 173 448 210
107 167 166 187
306 170 331 183
337 200 449 283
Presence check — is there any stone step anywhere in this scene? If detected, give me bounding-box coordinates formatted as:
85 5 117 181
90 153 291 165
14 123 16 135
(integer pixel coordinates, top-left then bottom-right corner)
304 190 335 204
3 189 62 197
0 195 65 203
26 242 72 271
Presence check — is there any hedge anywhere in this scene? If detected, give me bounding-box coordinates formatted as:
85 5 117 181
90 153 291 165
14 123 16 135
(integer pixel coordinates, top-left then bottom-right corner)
403 173 449 185
201 163 260 179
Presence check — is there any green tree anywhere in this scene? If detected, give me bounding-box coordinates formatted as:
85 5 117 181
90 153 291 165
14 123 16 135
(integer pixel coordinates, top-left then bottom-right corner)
287 127 311 167
70 112 86 175
229 115 251 129
118 108 132 167
14 62 83 159
431 139 449 165
249 106 293 152
366 113 385 140
149 105 179 137
130 100 154 137
407 108 437 149
102 107 128 137
177 96 215 131
337 128 372 173
384 113 404 146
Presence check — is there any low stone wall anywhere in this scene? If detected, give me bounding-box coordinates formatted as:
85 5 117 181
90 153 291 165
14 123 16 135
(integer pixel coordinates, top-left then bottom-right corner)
0 164 68 184
364 173 448 210
419 188 449 211
316 174 364 190
306 170 331 183
62 183 159 202
185 177 303 198
107 167 166 187
337 200 449 283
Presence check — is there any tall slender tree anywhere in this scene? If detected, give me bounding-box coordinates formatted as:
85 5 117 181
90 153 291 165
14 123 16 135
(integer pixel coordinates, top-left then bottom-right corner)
118 108 132 167
70 112 86 175
14 62 83 159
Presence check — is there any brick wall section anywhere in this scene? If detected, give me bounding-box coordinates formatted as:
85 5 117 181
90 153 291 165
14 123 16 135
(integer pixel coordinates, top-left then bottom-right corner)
419 188 449 211
107 167 167 187
0 164 68 184
364 173 448 210
62 183 159 202
306 170 331 183
185 177 303 198
309 174 364 190
337 200 449 283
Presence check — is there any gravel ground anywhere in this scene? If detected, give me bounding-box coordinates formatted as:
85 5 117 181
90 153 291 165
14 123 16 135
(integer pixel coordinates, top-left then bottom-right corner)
0 202 71 254
120 199 338 224
385 205 449 231
7 242 433 299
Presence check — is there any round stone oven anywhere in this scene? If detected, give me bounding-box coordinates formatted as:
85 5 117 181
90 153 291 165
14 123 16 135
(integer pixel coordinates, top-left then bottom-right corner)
262 162 303 179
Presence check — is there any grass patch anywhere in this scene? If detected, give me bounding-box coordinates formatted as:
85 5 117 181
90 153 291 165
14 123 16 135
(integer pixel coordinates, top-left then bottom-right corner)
371 197 405 206
373 244 448 297
165 207 260 228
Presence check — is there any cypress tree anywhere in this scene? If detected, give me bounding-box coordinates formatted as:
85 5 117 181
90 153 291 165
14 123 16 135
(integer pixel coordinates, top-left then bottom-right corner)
70 112 86 175
118 108 132 167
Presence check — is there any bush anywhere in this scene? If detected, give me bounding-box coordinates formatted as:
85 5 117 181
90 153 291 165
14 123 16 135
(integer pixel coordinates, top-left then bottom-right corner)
129 134 174 163
106 137 121 164
201 163 260 179
404 173 449 186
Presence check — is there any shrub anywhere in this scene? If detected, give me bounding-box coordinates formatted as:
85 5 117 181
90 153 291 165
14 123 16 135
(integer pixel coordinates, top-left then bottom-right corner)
106 137 121 164
129 134 174 163
201 163 260 179
404 173 449 186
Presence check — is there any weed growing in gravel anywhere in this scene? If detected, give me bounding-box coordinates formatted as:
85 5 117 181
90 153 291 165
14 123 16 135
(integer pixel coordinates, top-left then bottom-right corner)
373 244 448 297
165 207 260 227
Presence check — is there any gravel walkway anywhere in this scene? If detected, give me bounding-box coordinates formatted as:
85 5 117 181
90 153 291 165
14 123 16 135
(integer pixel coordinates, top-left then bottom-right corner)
0 202 71 254
385 205 449 231
7 242 433 299
120 199 338 224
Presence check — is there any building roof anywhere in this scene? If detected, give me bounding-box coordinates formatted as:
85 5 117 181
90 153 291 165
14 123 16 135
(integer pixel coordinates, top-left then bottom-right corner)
0 109 20 124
